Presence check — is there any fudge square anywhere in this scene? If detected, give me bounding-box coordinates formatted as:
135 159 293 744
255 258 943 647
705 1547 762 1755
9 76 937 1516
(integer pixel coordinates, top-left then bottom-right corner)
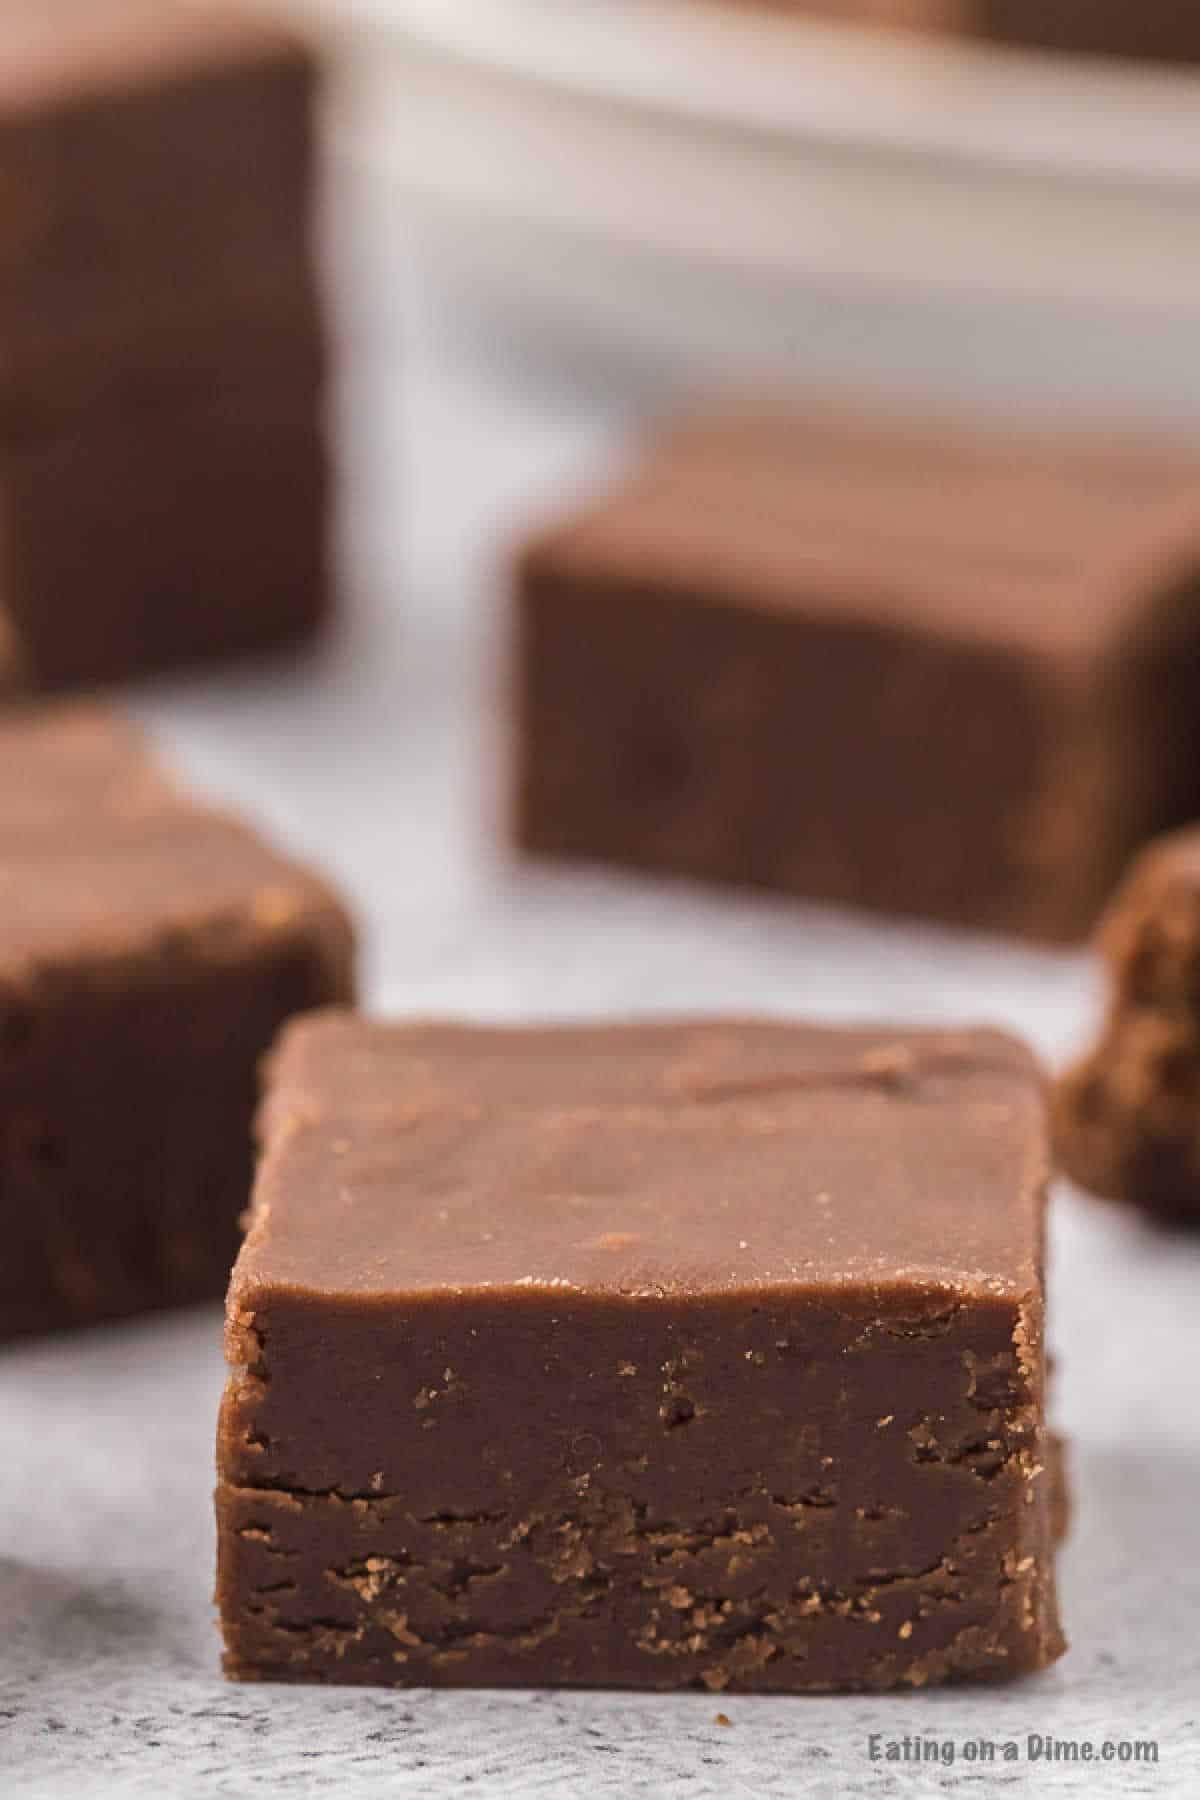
0 0 316 374
1054 825 1200 1224
1 314 328 688
216 1015 1065 1692
0 1 329 689
514 405 1200 943
0 706 355 1339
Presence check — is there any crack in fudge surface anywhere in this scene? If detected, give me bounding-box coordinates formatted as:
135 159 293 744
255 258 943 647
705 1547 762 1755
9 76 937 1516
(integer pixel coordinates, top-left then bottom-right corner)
217 1014 1064 1693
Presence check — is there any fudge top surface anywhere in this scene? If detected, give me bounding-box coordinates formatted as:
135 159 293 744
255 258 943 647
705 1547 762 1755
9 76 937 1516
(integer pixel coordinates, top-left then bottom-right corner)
0 0 307 113
519 404 1200 660
0 704 180 840
0 813 345 968
0 705 349 970
235 1014 1047 1309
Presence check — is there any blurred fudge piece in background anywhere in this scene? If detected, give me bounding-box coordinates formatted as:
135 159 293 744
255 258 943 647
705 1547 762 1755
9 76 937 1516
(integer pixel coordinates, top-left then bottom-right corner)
739 0 1200 61
0 705 356 1341
0 1 328 689
727 1 961 30
980 0 1200 64
1055 826 1200 1225
513 401 1200 945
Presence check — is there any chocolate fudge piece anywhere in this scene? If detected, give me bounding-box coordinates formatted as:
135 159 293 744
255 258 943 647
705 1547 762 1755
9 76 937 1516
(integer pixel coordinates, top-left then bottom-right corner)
514 405 1200 943
0 284 324 447
980 2 1200 64
725 0 1200 62
1054 826 1200 1224
216 1015 1065 1692
0 1 316 377
0 1 329 688
2 344 327 687
0 706 355 1339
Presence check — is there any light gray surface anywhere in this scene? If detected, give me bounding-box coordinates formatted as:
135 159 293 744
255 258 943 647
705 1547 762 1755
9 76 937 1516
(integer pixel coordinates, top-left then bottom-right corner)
4 178 1200 1797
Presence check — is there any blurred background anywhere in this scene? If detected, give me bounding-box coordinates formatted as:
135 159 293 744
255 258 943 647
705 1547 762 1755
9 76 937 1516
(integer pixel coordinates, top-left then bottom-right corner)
6 1 1200 1792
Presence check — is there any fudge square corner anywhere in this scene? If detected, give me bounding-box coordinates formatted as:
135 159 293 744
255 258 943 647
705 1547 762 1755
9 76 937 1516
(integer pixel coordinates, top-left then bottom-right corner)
216 1014 1065 1693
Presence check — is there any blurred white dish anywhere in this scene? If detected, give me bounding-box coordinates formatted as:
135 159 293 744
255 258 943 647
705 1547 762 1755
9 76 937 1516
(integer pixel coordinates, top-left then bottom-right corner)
299 0 1200 424
308 0 1200 300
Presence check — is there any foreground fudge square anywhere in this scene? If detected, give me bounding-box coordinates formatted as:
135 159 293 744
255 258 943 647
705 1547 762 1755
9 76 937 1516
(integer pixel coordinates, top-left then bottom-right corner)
217 1015 1065 1692
0 707 355 1339
1055 826 1200 1224
514 405 1200 943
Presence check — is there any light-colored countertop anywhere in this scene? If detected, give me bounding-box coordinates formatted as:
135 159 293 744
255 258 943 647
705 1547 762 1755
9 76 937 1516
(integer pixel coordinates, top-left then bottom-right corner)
3 160 1200 1797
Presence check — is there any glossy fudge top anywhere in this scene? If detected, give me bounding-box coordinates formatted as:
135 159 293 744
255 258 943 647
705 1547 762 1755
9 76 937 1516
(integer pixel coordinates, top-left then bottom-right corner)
236 1014 1047 1306
0 705 351 978
0 0 305 111
519 404 1200 658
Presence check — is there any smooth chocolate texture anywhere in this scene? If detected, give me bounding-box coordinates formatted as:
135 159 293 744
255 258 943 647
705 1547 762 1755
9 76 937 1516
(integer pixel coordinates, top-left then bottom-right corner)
0 706 355 1339
514 405 1200 943
217 1015 1064 1692
1055 826 1200 1224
